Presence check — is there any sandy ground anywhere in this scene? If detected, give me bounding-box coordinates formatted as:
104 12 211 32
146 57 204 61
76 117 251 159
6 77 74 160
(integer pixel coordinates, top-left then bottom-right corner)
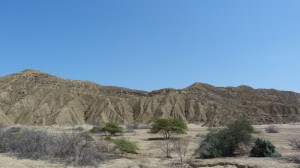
1 124 300 168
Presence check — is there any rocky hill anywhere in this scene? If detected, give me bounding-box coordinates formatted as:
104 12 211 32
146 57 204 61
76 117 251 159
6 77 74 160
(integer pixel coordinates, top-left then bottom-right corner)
0 69 299 126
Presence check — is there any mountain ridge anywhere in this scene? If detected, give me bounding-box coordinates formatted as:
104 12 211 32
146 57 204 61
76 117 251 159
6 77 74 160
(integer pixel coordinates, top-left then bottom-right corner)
0 69 299 126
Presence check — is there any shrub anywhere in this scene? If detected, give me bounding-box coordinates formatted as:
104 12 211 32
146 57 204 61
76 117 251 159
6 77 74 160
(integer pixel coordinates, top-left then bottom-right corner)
102 122 124 135
160 140 174 158
172 138 195 164
0 128 56 159
14 130 52 159
197 118 254 158
159 138 195 164
0 127 24 152
197 131 223 158
265 126 279 133
114 138 138 154
50 131 110 166
149 118 188 139
90 122 124 135
250 138 281 157
0 128 113 166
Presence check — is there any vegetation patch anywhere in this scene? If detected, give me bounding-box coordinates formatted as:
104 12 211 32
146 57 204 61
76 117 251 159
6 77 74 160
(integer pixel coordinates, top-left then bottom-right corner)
250 138 281 157
114 138 138 154
197 118 254 158
0 127 113 166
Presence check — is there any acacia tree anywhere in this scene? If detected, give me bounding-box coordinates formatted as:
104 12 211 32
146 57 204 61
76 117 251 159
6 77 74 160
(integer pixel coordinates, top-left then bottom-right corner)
149 118 188 139
90 122 124 135
101 122 124 135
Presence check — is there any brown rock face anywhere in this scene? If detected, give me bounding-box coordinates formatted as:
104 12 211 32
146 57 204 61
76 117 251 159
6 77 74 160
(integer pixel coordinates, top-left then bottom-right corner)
0 69 299 126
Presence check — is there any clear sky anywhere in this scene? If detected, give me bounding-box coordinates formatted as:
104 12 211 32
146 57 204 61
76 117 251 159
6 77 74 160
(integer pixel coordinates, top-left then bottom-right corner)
0 0 299 92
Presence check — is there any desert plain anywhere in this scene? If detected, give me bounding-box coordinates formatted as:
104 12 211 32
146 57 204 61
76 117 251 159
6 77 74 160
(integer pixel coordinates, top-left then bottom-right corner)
1 123 300 168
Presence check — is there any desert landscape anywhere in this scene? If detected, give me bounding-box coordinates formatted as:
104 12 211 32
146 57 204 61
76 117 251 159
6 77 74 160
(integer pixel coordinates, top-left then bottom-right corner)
1 123 300 168
0 70 300 168
1 0 300 167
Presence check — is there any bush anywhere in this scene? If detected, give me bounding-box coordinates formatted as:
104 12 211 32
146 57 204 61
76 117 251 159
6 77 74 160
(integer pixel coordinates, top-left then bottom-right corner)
265 126 279 133
160 140 174 158
50 131 110 166
0 128 55 159
149 118 188 139
172 138 195 164
159 138 195 164
114 138 138 154
197 131 223 158
90 122 124 135
0 128 113 166
197 118 254 158
250 138 281 157
0 127 24 152
14 130 52 159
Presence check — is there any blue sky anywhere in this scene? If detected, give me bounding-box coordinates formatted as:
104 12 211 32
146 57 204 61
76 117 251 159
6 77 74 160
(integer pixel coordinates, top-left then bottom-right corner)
0 0 299 92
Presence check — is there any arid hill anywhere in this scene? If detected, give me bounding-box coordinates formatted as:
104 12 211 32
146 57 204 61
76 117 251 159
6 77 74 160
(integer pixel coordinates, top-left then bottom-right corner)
0 69 299 126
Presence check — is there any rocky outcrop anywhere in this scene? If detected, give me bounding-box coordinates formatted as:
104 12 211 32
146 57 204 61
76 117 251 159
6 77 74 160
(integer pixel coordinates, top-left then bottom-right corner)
0 69 299 126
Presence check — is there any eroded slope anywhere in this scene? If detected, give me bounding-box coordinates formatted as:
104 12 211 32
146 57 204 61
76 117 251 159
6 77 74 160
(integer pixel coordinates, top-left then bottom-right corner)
0 69 299 126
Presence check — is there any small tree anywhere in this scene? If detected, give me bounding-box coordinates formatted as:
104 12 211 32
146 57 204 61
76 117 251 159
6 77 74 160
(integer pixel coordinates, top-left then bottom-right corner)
251 138 281 157
90 122 124 136
101 122 124 135
149 118 188 139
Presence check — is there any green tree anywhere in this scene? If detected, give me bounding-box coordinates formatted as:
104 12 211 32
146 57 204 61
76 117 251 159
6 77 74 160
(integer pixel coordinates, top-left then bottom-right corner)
101 122 124 135
149 118 188 139
197 118 254 158
90 122 124 135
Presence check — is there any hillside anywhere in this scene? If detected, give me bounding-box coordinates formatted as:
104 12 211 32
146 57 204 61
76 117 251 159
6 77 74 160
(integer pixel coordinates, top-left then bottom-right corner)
0 69 299 126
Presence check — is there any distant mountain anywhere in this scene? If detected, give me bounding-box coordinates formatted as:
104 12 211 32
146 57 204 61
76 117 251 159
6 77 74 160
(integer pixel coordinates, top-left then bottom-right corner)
0 69 299 126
